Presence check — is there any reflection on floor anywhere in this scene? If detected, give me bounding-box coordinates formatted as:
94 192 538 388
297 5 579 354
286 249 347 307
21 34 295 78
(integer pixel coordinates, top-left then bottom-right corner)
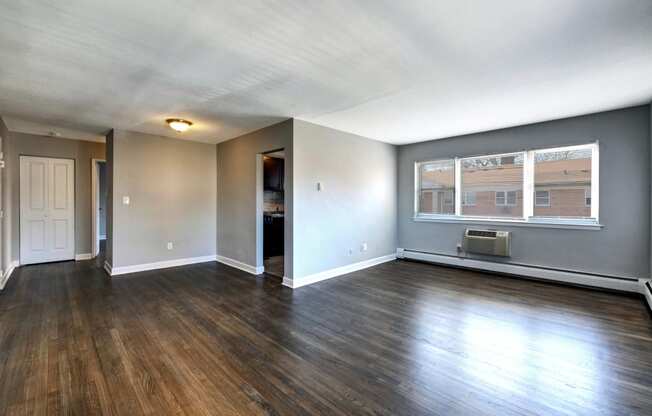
264 255 283 277
1 257 651 414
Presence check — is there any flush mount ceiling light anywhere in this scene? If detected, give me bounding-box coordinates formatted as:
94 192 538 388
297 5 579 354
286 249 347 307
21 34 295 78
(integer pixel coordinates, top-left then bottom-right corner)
166 118 193 132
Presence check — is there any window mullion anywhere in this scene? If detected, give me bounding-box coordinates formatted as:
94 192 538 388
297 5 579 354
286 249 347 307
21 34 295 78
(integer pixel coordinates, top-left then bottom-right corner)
454 158 461 216
523 151 534 219
591 143 599 220
414 162 420 216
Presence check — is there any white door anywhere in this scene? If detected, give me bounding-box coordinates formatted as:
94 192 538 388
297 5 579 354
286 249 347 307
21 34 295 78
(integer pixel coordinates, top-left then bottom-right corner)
20 156 75 264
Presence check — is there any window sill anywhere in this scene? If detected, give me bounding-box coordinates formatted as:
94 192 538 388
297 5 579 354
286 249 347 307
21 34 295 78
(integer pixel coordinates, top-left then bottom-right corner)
412 215 603 230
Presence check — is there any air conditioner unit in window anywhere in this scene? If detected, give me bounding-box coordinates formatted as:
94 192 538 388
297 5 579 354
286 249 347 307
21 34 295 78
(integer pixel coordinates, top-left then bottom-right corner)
463 229 511 257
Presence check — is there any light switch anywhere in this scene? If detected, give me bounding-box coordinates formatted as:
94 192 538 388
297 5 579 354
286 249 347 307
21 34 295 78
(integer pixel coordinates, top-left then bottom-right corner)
122 196 130 205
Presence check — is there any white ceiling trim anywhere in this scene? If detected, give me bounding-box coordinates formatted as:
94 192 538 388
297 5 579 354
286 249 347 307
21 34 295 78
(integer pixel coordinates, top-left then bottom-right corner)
3 117 106 143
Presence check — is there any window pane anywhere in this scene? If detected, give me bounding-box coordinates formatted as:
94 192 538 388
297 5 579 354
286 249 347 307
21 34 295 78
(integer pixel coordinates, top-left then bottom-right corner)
534 148 592 218
585 187 591 207
506 191 517 205
461 154 523 218
418 160 455 215
462 191 476 206
535 190 550 206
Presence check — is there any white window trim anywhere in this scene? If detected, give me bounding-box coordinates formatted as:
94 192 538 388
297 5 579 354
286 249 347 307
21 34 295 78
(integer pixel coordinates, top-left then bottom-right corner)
495 190 517 207
414 142 600 229
462 191 476 206
584 188 591 208
534 190 550 207
532 142 598 220
413 214 603 230
495 191 506 206
454 157 461 216
414 159 456 216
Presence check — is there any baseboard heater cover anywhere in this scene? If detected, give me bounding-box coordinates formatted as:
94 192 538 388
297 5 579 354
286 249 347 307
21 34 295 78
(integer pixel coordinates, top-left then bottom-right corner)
644 281 652 312
397 248 641 293
0 261 19 291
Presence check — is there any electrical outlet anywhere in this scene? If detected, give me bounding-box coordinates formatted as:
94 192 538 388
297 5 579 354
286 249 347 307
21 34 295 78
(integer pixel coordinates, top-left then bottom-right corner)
361 242 368 252
122 196 130 205
167 242 173 250
456 243 463 253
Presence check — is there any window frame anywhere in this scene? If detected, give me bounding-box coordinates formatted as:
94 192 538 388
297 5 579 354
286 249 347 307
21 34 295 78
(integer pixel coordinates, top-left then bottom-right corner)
495 190 517 207
534 190 550 207
495 191 506 206
532 143 598 220
414 143 600 229
585 188 591 208
414 159 456 216
459 150 524 219
461 191 476 206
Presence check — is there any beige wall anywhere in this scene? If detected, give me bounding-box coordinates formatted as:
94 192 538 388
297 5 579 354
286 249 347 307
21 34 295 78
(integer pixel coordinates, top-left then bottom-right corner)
110 130 216 268
4 132 105 262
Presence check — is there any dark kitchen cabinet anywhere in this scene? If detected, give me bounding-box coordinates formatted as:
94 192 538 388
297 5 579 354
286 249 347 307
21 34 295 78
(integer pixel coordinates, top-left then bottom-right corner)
264 215 284 258
264 157 284 191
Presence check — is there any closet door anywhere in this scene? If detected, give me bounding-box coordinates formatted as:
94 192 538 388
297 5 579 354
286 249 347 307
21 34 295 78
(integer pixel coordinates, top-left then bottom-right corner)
20 156 75 264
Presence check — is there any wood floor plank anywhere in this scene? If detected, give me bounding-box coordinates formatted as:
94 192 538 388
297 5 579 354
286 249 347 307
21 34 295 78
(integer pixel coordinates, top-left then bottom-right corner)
0 252 651 415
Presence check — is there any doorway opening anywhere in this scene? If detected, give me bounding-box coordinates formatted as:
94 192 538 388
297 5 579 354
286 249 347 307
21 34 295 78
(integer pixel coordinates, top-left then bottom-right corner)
262 150 285 277
91 159 107 258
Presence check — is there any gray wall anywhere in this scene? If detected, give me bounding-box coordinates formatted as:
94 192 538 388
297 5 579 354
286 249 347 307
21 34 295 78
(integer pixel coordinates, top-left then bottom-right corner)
293 120 397 279
398 106 651 279
216 120 294 276
4 132 105 261
0 117 8 274
110 130 216 268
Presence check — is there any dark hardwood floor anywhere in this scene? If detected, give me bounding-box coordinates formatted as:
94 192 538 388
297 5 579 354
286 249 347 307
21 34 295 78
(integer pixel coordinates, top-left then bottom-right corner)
1 254 651 415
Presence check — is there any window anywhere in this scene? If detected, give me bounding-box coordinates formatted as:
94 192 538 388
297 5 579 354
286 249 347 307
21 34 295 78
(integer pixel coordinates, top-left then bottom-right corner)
533 145 594 218
461 153 523 218
414 143 599 226
462 191 476 206
585 188 591 207
495 191 517 206
416 159 455 215
535 190 550 207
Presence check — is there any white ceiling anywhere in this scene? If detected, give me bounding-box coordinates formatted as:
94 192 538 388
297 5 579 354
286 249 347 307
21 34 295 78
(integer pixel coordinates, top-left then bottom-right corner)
0 0 650 145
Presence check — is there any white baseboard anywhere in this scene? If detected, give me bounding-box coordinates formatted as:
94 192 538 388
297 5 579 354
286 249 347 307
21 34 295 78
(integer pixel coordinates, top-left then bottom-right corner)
642 280 652 310
0 261 19 290
75 253 93 261
283 254 397 289
103 261 112 276
108 255 217 276
216 255 263 275
397 248 641 293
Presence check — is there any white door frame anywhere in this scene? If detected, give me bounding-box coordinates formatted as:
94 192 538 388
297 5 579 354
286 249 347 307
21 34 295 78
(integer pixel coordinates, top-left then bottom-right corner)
91 158 106 257
255 149 286 276
255 154 264 273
